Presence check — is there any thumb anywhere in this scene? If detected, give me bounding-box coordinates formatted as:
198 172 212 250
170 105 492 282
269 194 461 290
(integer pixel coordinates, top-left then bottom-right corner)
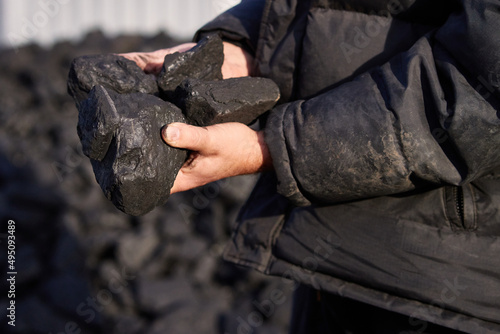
162 123 209 151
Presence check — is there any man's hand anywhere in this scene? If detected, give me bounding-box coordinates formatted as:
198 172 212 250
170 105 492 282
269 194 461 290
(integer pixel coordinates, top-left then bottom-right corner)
162 122 272 194
122 41 261 193
120 43 196 75
121 41 254 79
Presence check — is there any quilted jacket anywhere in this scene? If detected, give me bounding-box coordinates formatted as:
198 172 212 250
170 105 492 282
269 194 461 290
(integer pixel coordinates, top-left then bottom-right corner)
196 0 500 332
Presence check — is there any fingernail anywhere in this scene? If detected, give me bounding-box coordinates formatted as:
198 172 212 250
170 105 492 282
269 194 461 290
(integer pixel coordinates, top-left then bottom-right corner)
164 125 180 143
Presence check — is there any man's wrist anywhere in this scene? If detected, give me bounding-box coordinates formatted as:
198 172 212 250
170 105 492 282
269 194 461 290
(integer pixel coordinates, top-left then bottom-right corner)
222 42 255 78
256 130 273 172
235 128 273 177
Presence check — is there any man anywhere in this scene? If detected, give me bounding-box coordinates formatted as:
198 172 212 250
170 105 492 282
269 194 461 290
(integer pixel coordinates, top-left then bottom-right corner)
124 0 500 332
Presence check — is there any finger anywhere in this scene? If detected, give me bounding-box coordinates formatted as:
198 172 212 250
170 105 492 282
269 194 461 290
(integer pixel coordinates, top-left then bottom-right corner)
162 123 209 151
118 52 145 68
143 62 163 75
169 169 199 194
169 43 196 53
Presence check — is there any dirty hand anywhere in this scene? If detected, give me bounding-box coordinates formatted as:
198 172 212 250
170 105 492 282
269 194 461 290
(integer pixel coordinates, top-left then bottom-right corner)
121 42 254 79
162 122 272 194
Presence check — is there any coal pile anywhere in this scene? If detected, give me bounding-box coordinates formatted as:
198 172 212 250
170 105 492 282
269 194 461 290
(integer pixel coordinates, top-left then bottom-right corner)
0 31 291 334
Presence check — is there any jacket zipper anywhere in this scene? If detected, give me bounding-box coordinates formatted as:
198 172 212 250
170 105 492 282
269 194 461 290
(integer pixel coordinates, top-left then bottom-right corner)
454 186 465 226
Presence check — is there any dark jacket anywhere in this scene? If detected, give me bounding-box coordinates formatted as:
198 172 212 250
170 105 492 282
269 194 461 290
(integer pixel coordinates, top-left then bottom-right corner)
197 0 500 332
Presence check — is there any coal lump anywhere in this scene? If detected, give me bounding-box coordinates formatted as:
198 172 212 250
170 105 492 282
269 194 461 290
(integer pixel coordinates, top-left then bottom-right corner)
79 85 188 216
172 77 280 126
67 54 158 107
157 34 223 98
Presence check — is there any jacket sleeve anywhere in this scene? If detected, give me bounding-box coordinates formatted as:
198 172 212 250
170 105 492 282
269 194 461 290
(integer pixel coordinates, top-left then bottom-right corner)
265 1 500 206
193 0 266 54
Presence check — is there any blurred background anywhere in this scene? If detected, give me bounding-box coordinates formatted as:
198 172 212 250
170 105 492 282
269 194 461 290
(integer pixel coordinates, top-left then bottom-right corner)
0 1 292 333
0 0 239 49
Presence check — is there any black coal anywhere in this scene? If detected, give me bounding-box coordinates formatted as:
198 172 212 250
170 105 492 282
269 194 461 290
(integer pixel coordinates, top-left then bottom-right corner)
67 35 280 216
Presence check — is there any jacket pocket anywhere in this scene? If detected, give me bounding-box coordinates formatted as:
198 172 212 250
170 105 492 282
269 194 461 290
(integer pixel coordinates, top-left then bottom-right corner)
444 184 477 231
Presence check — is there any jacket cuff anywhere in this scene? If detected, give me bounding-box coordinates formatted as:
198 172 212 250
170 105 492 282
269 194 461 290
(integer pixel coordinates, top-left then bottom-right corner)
265 102 312 206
